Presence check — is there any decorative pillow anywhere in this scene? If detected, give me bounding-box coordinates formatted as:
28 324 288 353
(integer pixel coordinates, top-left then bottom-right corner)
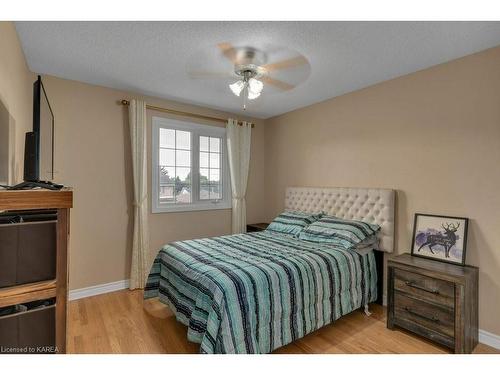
298 215 380 247
267 211 323 236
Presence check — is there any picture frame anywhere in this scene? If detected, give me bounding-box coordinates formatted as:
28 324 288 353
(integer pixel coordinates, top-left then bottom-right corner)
411 213 469 265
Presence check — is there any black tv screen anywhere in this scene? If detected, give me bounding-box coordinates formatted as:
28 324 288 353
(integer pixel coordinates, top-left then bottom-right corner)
24 75 54 182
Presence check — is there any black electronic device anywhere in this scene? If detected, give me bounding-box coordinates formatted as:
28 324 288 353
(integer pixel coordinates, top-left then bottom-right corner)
8 76 62 190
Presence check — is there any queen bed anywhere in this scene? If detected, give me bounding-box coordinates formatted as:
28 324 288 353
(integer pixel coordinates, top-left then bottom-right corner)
144 187 395 354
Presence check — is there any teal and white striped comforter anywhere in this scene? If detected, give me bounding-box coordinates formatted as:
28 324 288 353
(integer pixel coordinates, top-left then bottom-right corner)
144 230 377 354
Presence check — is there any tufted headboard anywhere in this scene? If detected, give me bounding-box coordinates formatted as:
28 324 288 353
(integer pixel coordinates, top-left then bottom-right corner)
284 187 395 253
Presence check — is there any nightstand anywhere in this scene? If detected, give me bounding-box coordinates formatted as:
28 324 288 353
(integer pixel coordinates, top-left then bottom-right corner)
387 253 478 353
246 223 269 232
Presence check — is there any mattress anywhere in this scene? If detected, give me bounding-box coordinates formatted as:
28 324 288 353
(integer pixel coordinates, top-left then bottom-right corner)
144 230 377 354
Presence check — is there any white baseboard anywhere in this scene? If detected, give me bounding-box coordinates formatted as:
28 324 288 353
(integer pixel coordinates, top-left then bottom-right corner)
479 329 500 349
69 279 130 301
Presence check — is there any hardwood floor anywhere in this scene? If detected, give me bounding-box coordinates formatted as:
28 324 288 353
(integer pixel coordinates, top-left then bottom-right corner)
67 290 499 354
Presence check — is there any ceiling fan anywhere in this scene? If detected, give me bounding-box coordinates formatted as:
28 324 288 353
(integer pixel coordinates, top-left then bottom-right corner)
188 43 310 110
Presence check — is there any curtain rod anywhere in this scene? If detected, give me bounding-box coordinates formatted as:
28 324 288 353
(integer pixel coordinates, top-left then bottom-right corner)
120 100 254 128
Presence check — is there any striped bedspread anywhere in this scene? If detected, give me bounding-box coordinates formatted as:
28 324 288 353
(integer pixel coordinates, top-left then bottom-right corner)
144 230 377 354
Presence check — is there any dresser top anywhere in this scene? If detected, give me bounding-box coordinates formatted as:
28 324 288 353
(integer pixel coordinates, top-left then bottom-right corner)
0 188 73 210
389 253 478 279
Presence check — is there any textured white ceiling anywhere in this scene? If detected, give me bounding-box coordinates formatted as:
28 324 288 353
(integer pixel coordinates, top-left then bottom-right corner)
15 21 500 118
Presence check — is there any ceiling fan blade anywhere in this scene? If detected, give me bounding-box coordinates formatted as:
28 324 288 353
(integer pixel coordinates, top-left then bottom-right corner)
262 56 308 72
261 76 295 91
217 42 238 64
188 71 233 79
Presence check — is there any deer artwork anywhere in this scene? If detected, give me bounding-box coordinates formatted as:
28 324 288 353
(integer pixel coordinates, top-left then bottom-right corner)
417 222 460 258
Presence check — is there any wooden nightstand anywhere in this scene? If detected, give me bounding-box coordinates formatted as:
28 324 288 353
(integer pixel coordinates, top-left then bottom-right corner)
387 253 478 353
246 223 269 232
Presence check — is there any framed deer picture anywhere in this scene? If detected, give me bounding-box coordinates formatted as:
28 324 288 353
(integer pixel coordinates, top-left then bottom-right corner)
411 213 469 265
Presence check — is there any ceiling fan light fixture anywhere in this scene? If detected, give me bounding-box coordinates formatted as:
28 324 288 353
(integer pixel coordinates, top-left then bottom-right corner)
229 80 245 96
247 90 261 100
229 67 268 108
248 78 263 94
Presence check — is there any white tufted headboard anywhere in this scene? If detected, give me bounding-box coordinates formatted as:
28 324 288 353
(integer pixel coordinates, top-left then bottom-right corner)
285 187 395 253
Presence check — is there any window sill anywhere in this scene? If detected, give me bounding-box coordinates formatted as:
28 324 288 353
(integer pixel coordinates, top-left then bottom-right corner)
152 202 232 214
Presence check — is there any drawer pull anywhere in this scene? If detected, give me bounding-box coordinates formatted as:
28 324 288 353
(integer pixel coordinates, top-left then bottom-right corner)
405 281 439 294
404 307 440 323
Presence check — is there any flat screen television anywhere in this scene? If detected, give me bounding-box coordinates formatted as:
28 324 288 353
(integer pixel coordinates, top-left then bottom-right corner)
9 76 62 190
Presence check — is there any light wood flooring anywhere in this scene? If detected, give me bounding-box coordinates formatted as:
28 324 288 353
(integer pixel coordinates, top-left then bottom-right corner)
67 290 499 354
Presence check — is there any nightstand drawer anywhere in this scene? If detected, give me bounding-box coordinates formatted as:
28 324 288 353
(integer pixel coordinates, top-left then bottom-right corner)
394 292 455 338
392 315 455 349
394 268 455 308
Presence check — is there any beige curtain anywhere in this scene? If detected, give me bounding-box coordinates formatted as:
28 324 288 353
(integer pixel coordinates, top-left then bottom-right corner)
226 118 252 234
129 99 150 289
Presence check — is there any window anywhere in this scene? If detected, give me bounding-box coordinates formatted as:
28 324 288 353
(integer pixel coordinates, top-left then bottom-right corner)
152 117 231 213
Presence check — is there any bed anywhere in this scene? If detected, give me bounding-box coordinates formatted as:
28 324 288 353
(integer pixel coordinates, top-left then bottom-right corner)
144 187 395 354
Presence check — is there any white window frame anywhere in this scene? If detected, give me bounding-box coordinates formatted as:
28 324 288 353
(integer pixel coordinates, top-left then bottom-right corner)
152 116 231 213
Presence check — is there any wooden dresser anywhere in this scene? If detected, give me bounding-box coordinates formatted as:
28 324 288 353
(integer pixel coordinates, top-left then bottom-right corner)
387 253 478 353
0 189 72 354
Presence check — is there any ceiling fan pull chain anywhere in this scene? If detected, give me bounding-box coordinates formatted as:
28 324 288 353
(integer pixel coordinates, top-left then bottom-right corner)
243 85 248 110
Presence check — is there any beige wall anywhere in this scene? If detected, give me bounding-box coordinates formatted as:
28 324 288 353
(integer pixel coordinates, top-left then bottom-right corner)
41 76 266 290
264 46 500 336
0 22 34 182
